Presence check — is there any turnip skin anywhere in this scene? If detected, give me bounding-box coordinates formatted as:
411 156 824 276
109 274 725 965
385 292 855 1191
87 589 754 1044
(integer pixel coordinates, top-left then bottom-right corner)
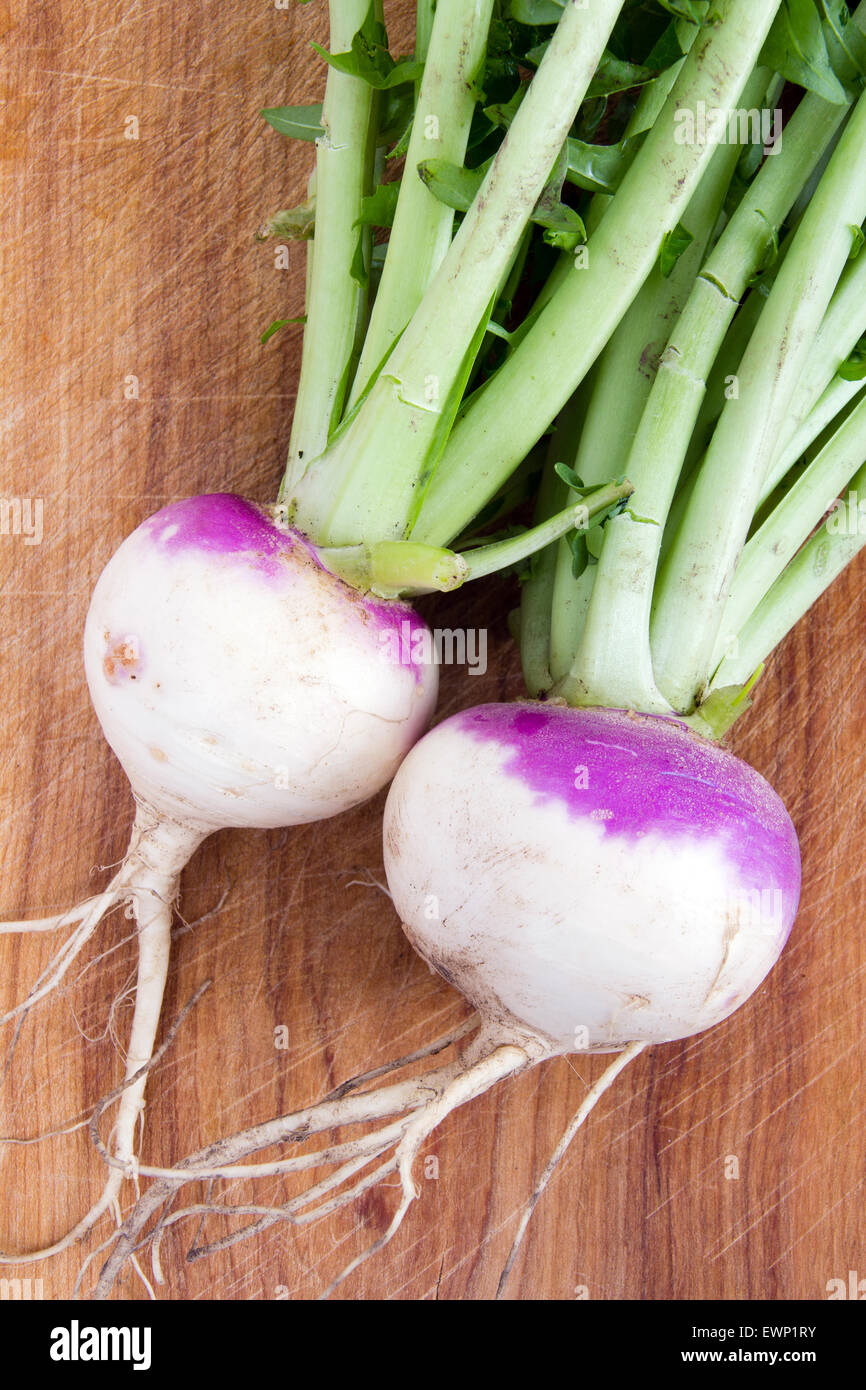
84 493 438 830
383 702 800 1052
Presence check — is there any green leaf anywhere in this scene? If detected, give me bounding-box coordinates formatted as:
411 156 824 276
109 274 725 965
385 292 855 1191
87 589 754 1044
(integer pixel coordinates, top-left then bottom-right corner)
659 222 694 278
849 225 865 261
543 225 585 251
569 530 588 579
507 0 564 22
511 138 584 244
759 0 848 104
524 40 550 66
565 132 645 195
587 50 657 99
554 463 589 493
419 146 584 246
838 338 866 380
260 316 305 345
585 525 606 561
379 84 415 144
537 204 586 247
819 0 866 80
350 230 369 289
312 1 423 90
483 84 527 130
534 140 568 219
261 104 323 141
644 21 689 71
417 158 487 211
356 181 400 229
388 118 413 158
658 0 708 22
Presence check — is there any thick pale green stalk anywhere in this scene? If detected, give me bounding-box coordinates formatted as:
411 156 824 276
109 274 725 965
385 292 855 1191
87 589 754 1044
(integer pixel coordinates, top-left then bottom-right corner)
559 85 851 712
282 1 376 494
415 0 435 62
528 59 687 369
759 248 866 501
290 0 625 545
759 377 866 507
711 395 866 663
652 88 866 712
519 452 564 697
348 0 495 406
681 279 769 479
539 73 683 684
546 67 772 693
411 0 783 548
710 458 866 690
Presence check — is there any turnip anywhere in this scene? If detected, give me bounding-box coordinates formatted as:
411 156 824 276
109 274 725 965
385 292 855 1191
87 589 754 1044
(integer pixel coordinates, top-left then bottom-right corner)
0 492 440 1259
385 704 801 1056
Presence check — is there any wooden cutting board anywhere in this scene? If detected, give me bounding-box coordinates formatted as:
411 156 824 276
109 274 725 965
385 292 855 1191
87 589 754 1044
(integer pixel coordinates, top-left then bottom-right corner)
1 0 865 1302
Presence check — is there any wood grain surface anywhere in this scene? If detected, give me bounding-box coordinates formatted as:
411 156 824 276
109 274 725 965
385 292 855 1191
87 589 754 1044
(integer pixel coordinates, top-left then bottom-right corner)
2 0 865 1303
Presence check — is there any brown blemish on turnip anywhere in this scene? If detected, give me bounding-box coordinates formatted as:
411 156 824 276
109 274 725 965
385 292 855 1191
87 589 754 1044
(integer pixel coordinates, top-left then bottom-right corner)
103 633 143 685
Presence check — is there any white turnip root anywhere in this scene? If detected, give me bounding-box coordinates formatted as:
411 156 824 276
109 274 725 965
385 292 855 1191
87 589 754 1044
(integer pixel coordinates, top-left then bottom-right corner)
86 698 800 1299
384 703 800 1053
0 492 437 1262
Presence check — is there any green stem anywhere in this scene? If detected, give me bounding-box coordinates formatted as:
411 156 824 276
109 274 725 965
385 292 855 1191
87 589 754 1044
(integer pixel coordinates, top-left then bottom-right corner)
680 278 770 481
709 458 866 690
348 0 495 406
411 0 784 549
758 376 866 508
547 66 772 701
281 0 376 497
316 479 633 598
711 393 866 663
758 244 866 502
318 540 467 597
651 87 866 712
289 0 625 546
461 479 633 583
560 82 852 712
518 448 565 697
415 0 435 63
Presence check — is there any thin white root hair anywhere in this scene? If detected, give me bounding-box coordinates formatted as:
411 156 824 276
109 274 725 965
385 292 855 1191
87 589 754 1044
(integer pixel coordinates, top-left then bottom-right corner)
161 1145 402 1266
112 1114 413 1182
0 898 105 934
90 1014 478 1183
496 1040 648 1299
318 1041 536 1300
0 811 203 1265
87 1018 495 1298
0 1117 90 1146
0 883 131 1027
